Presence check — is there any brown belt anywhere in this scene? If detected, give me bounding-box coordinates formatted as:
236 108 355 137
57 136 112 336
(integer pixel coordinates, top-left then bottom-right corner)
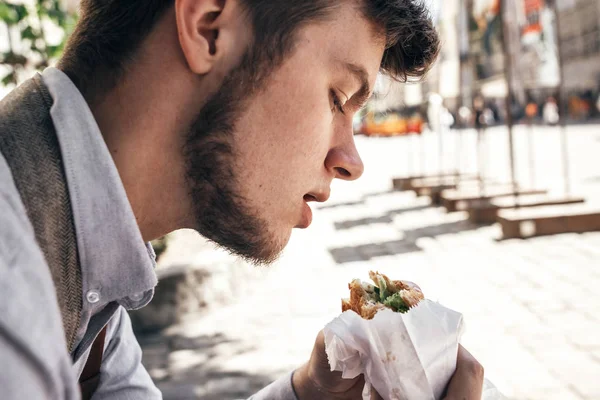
79 327 107 400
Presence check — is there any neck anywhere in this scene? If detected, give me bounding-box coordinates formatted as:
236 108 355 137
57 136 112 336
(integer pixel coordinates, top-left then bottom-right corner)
85 32 202 241
77 8 229 241
91 84 191 242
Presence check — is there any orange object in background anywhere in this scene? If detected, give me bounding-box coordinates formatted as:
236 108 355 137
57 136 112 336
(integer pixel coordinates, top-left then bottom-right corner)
406 115 423 134
525 102 538 119
522 0 544 37
358 111 423 137
569 96 591 120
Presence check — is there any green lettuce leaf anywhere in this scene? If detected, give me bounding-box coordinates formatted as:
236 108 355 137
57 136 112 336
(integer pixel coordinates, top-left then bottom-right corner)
372 275 390 302
382 292 410 313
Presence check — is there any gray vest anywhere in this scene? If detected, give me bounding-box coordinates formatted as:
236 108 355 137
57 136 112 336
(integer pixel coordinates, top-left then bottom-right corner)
0 75 83 352
0 75 107 400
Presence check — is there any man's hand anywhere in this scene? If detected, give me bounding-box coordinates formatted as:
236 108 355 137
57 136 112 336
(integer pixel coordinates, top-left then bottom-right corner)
442 345 484 400
292 331 484 400
292 331 367 399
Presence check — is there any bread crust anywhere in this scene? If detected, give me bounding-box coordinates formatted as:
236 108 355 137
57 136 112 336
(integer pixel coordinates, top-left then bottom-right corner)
341 271 424 319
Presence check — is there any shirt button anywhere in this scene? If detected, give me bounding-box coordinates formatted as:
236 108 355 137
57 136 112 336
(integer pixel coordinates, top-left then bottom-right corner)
86 290 101 304
130 292 144 301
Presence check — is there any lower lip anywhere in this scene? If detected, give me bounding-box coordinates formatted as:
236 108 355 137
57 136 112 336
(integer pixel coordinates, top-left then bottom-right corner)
299 201 313 228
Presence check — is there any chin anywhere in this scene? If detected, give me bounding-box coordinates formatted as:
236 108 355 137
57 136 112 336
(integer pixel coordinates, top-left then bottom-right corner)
242 224 293 266
274 227 293 252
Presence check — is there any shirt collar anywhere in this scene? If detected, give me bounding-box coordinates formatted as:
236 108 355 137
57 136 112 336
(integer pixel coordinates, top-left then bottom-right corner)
41 67 157 310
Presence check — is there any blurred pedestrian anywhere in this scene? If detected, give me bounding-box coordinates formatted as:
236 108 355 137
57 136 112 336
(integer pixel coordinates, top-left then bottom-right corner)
482 107 495 126
458 105 473 128
427 92 444 133
543 97 559 126
474 94 486 131
0 1 483 400
525 101 538 123
441 106 455 130
473 94 488 194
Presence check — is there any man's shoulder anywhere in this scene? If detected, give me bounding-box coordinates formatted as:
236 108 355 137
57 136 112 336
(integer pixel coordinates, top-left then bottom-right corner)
0 150 39 268
0 151 70 377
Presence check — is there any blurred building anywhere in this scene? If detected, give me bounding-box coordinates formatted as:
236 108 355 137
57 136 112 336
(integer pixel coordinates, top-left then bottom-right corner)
445 0 600 120
516 0 561 97
423 0 462 112
556 0 600 101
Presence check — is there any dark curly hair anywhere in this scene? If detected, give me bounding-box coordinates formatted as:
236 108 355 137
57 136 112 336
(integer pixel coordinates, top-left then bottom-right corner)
59 0 440 100
362 0 440 81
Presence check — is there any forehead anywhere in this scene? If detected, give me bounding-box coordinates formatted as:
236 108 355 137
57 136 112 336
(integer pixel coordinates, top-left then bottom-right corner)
295 3 386 88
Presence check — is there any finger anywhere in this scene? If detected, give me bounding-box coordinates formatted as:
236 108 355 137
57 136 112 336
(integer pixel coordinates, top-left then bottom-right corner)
371 388 384 400
443 345 484 400
457 345 484 378
312 330 330 369
308 330 366 397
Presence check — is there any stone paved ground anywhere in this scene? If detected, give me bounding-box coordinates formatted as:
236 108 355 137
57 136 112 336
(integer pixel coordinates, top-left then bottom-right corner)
139 125 600 400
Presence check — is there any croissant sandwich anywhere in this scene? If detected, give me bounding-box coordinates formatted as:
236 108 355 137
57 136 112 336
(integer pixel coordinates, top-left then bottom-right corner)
341 271 424 319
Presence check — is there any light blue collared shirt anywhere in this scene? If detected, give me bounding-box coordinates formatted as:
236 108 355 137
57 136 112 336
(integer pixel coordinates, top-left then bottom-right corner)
0 68 297 399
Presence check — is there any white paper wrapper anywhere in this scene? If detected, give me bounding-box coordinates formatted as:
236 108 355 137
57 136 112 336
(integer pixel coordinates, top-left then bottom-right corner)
324 299 463 400
482 379 507 400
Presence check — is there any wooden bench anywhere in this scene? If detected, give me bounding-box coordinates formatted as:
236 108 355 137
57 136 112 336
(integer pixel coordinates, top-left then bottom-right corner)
467 194 585 224
392 173 475 191
441 186 547 212
497 203 600 239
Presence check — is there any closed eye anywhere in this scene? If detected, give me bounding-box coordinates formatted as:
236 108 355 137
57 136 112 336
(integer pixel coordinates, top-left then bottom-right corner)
330 89 346 115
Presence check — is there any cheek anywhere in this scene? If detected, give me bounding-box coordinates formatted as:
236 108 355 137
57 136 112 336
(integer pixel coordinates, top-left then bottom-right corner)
269 87 332 161
238 84 333 173
231 63 337 220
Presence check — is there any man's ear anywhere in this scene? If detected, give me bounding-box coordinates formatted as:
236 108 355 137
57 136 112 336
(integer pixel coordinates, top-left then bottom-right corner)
175 0 226 75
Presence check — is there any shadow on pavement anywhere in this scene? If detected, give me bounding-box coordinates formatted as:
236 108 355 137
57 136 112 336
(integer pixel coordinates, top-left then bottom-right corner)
333 204 434 230
334 215 393 230
137 331 276 400
404 219 476 238
387 204 433 217
316 188 403 211
316 199 365 210
328 219 479 264
329 240 422 263
362 188 397 199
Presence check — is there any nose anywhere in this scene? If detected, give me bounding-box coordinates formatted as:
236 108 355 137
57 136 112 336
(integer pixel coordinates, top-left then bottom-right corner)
324 136 364 181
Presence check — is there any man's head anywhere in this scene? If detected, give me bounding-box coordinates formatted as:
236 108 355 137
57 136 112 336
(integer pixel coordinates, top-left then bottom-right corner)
59 0 439 264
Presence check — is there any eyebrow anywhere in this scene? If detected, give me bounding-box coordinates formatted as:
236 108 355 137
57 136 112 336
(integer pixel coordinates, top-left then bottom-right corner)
340 61 372 109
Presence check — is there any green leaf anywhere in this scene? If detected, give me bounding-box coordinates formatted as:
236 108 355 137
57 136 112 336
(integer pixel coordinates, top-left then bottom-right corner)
14 4 28 22
46 43 64 59
376 276 389 301
0 3 19 24
21 25 37 40
47 8 63 22
40 0 68 27
0 4 11 21
0 3 30 24
64 14 77 33
1 0 75 75
2 70 17 86
35 1 45 17
383 292 410 313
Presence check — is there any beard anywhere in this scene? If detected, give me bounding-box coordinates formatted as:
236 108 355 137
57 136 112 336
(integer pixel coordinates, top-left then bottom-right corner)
182 51 283 265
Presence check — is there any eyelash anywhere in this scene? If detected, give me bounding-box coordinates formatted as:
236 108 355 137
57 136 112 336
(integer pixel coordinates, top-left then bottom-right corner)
331 90 346 115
